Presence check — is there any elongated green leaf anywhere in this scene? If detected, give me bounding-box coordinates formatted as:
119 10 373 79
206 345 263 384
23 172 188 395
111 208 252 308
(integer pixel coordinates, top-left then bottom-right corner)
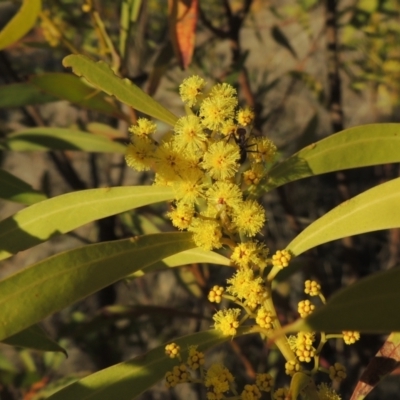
2 325 66 355
0 186 174 261
130 248 231 277
288 267 400 333
86 123 126 139
30 73 128 120
264 124 400 191
3 127 126 153
0 82 56 108
0 232 195 341
62 55 178 126
0 169 47 205
47 327 254 400
0 0 41 50
287 178 400 256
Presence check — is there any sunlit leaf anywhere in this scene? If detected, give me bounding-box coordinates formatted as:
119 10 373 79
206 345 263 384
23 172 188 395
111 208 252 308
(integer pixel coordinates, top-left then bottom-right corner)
0 186 174 261
0 0 41 50
3 127 126 153
62 55 178 126
264 124 400 191
129 248 231 278
0 232 195 341
2 325 67 355
86 123 126 139
30 73 128 120
0 169 47 205
286 267 400 333
287 178 400 256
46 327 254 400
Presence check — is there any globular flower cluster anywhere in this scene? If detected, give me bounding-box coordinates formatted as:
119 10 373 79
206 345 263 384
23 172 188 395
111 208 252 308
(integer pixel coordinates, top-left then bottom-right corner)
298 299 315 318
342 331 360 345
208 285 225 303
255 373 273 392
165 364 190 388
329 362 347 382
212 308 241 336
187 345 205 370
288 331 317 363
226 268 268 310
272 249 291 269
304 280 321 296
241 384 261 400
125 76 277 252
165 342 181 359
164 345 205 388
205 363 235 399
285 359 301 376
256 307 275 330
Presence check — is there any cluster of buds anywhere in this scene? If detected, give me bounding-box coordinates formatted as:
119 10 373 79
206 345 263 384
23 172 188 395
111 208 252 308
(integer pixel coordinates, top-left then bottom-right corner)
164 344 204 388
165 342 274 400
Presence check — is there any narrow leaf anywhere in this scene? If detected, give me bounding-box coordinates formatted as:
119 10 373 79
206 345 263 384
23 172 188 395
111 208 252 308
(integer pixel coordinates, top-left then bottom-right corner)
47 327 254 400
130 0 142 22
287 178 400 256
0 82 56 108
2 325 67 355
30 73 128 120
350 332 400 400
62 55 178 126
168 0 198 69
3 127 126 153
271 25 297 58
288 267 400 333
0 186 174 261
0 232 195 341
0 169 47 205
0 0 41 50
264 124 400 191
86 123 127 140
129 248 231 278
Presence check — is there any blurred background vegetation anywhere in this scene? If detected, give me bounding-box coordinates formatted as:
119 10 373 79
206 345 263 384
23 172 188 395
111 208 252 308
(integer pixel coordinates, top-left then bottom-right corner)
0 0 399 398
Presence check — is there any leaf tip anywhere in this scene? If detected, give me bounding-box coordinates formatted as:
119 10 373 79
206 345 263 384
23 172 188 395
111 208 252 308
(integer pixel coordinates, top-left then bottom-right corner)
62 54 75 68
